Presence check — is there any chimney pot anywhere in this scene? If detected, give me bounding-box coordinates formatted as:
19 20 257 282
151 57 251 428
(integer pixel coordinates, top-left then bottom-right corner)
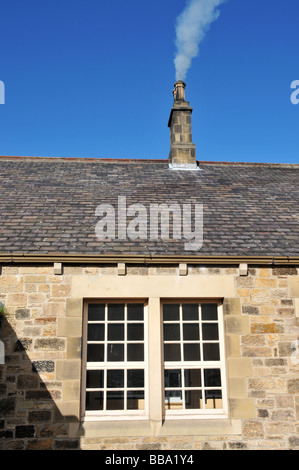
173 80 186 102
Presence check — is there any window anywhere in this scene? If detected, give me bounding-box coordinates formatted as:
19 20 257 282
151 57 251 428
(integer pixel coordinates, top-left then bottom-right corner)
82 301 147 417
82 299 227 420
163 301 226 416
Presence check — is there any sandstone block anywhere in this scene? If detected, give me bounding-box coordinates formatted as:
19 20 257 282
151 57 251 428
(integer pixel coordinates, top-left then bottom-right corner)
235 277 254 288
255 278 277 288
32 361 55 373
250 289 269 305
225 316 249 335
52 284 71 298
225 334 240 357
67 337 82 359
258 268 272 277
27 293 47 306
43 303 65 317
236 288 250 297
271 289 289 299
24 275 46 283
26 439 53 450
227 357 253 377
277 308 295 318
62 380 80 401
66 298 83 317
271 409 295 421
57 317 82 337
241 346 272 357
273 267 297 276
34 338 65 351
242 420 264 439
7 293 27 307
229 399 256 418
275 395 294 408
28 411 52 423
15 425 35 438
251 322 282 334
228 378 247 398
56 360 80 380
0 276 23 293
289 436 299 449
15 308 30 319
278 342 293 357
54 402 80 422
287 378 299 394
17 374 39 389
54 440 80 450
223 298 241 316
242 305 259 315
241 334 265 346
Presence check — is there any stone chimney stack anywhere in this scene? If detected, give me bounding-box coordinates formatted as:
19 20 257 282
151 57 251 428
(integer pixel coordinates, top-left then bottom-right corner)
168 81 197 170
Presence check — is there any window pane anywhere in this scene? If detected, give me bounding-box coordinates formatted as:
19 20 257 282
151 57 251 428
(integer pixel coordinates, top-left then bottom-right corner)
163 324 180 341
185 390 203 409
127 391 145 410
182 304 198 321
108 303 124 321
203 343 220 361
108 323 124 341
107 344 124 362
164 344 181 362
201 303 218 321
204 369 222 387
107 370 124 388
183 323 199 340
106 391 124 410
127 324 144 341
127 303 144 321
202 323 219 341
127 343 144 361
183 343 200 361
86 370 104 388
164 369 182 388
88 324 104 341
165 390 183 410
205 390 223 409
127 370 144 388
87 344 104 362
163 304 179 321
86 391 103 411
184 369 202 387
88 304 105 321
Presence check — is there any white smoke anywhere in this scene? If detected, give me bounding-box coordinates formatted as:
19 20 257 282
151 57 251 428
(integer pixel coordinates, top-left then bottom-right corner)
174 0 227 82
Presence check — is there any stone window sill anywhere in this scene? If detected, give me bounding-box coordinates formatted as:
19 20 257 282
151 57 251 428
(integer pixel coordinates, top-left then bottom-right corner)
75 417 241 439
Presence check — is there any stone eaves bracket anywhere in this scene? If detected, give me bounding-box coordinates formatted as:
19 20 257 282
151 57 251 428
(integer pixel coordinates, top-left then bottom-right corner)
179 263 188 276
239 263 248 276
118 263 126 276
54 262 63 275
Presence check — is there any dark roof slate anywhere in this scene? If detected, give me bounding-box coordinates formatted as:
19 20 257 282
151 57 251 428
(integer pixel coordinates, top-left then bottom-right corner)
0 156 298 257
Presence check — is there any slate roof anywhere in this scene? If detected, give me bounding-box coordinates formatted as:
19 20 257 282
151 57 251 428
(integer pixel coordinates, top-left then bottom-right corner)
0 156 298 258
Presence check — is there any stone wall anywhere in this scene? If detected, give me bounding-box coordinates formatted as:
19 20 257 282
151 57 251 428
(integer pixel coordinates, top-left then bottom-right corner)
0 263 298 450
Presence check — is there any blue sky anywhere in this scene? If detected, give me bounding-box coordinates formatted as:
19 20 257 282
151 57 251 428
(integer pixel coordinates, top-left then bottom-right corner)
0 0 298 164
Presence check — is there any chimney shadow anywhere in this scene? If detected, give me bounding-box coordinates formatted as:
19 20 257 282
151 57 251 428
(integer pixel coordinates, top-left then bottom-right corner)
0 314 83 450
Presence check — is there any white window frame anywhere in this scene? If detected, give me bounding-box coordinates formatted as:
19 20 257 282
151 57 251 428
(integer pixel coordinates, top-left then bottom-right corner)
162 300 228 418
81 298 228 422
81 300 149 421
